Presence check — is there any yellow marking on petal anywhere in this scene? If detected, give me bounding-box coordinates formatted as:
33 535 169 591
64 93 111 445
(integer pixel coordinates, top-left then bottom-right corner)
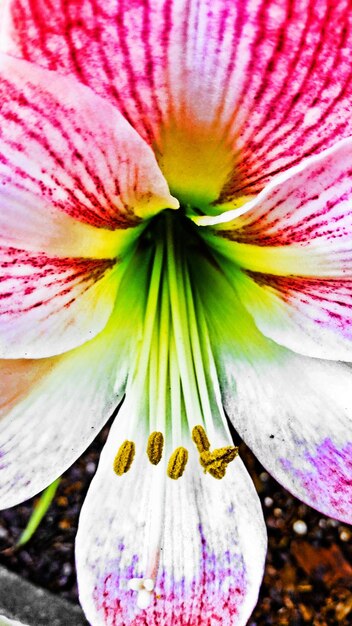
192 424 210 454
156 120 235 209
167 447 189 479
200 446 239 480
113 440 135 476
147 431 164 465
46 214 142 259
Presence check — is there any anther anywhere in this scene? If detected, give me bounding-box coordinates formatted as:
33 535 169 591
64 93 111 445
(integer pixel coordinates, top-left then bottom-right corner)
147 431 164 465
200 446 238 479
113 440 135 476
167 447 188 479
192 424 210 453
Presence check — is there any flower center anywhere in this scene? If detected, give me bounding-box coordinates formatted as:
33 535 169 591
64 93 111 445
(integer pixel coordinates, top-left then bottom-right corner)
110 210 239 607
113 210 237 476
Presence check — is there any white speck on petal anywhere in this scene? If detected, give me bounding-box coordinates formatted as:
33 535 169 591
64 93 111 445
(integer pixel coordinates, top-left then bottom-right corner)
128 578 155 608
128 578 143 592
303 107 321 127
143 578 154 592
137 589 153 609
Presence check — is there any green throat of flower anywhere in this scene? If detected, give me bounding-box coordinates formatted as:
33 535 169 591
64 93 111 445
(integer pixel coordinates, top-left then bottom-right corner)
112 210 238 480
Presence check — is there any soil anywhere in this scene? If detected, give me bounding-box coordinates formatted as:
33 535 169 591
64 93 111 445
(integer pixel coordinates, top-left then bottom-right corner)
0 423 351 626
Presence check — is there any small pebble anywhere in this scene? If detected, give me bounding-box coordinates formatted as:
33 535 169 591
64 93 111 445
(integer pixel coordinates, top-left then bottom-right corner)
339 529 351 542
259 472 269 482
273 507 282 517
293 520 308 535
0 526 8 539
264 497 273 507
86 461 96 474
63 562 72 576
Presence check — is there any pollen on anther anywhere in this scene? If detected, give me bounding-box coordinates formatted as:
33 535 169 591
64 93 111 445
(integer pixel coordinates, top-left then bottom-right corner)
200 446 238 479
147 431 164 465
192 424 210 453
167 447 188 479
113 440 135 476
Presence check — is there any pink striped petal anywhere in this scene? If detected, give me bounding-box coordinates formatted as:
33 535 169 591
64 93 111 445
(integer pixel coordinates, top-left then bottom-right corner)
206 138 352 359
0 53 177 232
235 270 352 360
0 54 178 357
76 409 267 626
0 314 133 508
0 246 118 358
216 137 352 253
2 1 352 206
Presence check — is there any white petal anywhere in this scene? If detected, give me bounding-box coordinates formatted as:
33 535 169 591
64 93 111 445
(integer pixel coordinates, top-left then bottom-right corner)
0 311 134 508
218 315 352 523
76 408 267 626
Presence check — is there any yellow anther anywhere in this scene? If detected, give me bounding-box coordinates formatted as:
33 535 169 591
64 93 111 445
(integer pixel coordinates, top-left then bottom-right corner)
167 447 189 479
113 440 135 476
200 446 238 480
147 431 164 465
192 425 210 453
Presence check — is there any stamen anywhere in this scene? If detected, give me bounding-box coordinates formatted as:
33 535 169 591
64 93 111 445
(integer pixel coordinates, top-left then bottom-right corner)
200 446 238 479
167 447 188 479
192 424 210 453
147 431 164 465
113 440 136 476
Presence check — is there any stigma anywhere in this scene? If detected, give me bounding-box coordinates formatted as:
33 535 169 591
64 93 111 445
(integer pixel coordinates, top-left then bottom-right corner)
128 578 155 609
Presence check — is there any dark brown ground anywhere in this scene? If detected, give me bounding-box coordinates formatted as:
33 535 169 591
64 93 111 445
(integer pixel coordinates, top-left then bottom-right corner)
0 423 351 626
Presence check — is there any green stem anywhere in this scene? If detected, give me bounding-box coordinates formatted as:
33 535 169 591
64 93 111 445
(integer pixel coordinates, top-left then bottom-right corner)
16 478 61 548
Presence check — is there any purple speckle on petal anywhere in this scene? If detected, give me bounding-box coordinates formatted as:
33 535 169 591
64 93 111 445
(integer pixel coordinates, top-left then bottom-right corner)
280 438 352 519
93 525 247 626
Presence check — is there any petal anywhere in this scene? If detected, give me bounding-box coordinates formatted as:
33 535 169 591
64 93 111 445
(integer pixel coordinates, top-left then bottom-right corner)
213 136 352 256
0 53 178 358
0 53 178 236
194 262 352 523
2 1 352 205
203 138 352 359
0 618 29 626
0 246 119 358
234 269 352 360
76 409 267 626
210 291 352 523
0 308 135 509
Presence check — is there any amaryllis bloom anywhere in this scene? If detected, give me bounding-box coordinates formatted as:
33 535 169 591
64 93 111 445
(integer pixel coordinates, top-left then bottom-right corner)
0 0 351 624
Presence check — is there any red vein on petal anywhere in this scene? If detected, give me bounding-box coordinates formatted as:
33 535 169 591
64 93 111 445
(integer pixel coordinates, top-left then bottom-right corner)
0 246 115 316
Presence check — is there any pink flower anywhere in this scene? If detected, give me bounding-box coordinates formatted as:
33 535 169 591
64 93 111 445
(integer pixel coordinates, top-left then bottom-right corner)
0 1 351 624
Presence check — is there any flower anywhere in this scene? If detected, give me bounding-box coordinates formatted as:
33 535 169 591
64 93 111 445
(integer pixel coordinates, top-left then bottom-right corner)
0 0 351 624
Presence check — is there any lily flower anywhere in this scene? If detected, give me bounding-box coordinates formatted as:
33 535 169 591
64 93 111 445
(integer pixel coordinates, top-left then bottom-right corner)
0 0 351 624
